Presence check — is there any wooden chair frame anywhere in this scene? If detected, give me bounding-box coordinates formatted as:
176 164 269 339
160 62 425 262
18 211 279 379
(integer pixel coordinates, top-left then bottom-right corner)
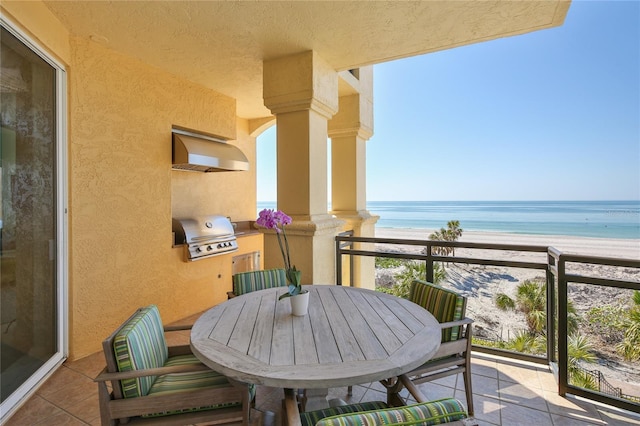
389 317 474 416
95 312 252 425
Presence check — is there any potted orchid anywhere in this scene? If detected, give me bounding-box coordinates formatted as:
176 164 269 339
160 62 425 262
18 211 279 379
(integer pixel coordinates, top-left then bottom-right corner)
256 209 305 303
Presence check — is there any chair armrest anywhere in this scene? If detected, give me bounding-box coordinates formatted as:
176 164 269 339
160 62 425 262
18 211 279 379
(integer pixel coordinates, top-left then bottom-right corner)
439 317 473 330
94 362 211 383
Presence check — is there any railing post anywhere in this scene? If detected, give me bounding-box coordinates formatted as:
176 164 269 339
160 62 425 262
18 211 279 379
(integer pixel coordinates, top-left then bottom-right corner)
426 242 434 283
557 254 568 397
335 236 343 286
546 250 556 364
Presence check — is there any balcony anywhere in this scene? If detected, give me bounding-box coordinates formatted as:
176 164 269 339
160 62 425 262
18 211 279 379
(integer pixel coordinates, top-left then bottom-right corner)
5 234 640 425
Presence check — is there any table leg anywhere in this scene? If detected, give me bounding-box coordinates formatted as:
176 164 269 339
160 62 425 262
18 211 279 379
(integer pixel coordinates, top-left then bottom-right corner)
283 388 302 426
381 377 405 407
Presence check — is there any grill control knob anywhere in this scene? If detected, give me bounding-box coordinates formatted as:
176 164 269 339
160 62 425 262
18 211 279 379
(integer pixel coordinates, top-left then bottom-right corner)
207 245 213 251
195 247 202 253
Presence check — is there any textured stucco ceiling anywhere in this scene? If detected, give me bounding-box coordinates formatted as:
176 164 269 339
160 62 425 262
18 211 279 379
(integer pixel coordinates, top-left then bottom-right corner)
43 1 570 119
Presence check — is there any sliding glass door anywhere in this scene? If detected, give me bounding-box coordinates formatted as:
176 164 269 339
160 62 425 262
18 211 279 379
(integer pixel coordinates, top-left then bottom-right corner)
0 20 66 418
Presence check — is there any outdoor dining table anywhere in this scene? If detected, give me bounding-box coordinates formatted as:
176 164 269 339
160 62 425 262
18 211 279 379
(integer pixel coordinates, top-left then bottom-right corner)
191 285 440 393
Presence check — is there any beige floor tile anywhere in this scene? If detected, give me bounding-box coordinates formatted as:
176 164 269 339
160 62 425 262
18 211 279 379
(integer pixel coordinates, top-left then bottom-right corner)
41 377 98 411
36 366 90 398
470 373 500 400
537 368 559 392
499 382 548 412
551 412 606 425
431 373 459 388
499 400 553 425
543 390 604 421
596 406 640 425
471 354 499 379
415 381 459 401
498 362 543 389
471 393 504 425
3 394 64 426
64 392 102 424
34 411 87 426
64 352 106 378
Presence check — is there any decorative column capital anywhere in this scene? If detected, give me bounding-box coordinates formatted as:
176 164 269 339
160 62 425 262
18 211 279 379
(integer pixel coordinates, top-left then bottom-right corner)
263 51 338 118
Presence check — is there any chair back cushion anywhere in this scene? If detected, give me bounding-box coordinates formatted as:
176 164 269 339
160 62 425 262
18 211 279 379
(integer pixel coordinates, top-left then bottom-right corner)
409 280 466 342
315 398 467 426
232 268 286 296
113 305 168 398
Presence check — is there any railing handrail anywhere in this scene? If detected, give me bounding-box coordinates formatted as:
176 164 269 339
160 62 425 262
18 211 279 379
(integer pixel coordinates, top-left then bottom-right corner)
336 234 550 253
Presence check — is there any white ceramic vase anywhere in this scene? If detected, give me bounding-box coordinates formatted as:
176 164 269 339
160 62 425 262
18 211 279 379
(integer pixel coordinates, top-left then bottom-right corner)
289 291 310 316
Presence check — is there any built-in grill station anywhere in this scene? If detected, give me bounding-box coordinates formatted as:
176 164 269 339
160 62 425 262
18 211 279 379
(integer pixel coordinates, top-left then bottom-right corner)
172 215 238 261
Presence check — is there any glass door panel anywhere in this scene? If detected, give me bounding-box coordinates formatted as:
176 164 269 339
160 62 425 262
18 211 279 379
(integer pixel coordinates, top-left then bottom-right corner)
0 25 58 403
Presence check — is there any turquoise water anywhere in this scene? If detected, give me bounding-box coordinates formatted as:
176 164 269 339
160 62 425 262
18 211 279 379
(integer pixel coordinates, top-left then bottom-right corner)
257 200 640 239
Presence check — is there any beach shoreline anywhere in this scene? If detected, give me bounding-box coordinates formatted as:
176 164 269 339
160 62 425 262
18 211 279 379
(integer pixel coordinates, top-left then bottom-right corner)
375 227 640 260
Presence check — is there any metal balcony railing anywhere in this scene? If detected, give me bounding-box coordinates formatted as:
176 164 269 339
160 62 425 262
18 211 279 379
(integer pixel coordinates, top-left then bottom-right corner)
335 232 640 414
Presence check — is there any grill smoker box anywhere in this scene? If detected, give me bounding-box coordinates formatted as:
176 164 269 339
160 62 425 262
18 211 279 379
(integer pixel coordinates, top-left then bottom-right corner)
172 215 238 261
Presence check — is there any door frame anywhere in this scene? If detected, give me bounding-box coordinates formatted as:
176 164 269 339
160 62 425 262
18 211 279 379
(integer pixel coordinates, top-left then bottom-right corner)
0 14 68 422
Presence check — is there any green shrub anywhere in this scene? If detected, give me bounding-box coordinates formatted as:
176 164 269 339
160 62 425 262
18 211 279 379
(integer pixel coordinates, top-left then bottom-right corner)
375 257 404 269
385 261 446 299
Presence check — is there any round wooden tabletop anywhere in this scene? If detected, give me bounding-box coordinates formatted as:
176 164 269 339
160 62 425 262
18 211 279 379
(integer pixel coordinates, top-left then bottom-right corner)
190 285 440 389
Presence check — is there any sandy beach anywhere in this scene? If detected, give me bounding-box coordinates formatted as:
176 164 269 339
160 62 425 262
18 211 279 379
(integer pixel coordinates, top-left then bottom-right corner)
373 227 640 394
375 227 640 259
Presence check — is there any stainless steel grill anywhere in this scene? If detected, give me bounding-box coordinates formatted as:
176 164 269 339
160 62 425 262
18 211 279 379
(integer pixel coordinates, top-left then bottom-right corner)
172 215 238 261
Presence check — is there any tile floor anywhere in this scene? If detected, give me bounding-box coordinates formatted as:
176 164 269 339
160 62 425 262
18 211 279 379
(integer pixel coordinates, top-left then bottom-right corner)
4 319 640 426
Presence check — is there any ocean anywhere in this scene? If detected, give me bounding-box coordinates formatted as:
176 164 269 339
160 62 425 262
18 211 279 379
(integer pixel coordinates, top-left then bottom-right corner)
257 200 640 240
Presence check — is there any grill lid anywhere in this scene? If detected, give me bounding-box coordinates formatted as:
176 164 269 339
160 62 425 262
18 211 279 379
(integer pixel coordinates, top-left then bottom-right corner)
172 215 238 261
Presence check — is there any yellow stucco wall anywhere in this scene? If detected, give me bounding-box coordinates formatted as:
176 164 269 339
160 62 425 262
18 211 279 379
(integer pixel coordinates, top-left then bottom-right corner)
3 2 262 360
69 38 261 360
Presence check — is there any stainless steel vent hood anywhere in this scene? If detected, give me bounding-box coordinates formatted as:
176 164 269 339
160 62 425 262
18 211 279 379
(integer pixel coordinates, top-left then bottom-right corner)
172 128 249 172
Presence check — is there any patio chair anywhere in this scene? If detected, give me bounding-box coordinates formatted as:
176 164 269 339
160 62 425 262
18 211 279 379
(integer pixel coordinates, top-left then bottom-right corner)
227 267 287 298
283 389 470 426
94 304 254 425
392 279 474 416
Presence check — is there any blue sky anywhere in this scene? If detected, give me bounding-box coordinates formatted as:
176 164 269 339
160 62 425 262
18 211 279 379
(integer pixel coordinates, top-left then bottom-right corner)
257 1 639 202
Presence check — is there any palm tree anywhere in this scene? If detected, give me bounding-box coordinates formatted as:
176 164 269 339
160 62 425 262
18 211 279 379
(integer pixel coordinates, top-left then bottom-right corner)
495 279 579 336
568 333 598 391
496 280 547 334
428 227 450 256
428 220 463 257
616 290 640 361
386 260 446 298
504 331 546 354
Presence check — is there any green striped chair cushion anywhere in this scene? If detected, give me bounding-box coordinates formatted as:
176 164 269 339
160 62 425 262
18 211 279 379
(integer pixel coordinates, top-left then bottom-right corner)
113 305 168 398
409 280 466 342
142 354 255 418
301 401 389 426
232 268 287 296
315 398 467 426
